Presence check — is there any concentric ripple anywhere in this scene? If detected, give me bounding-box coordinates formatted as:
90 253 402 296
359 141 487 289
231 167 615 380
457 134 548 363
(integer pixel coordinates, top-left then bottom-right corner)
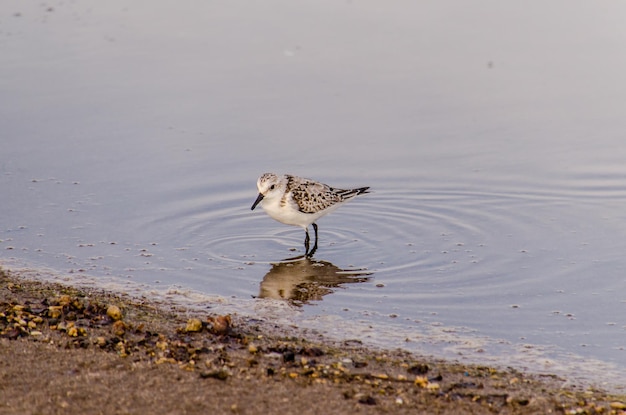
128 171 626 389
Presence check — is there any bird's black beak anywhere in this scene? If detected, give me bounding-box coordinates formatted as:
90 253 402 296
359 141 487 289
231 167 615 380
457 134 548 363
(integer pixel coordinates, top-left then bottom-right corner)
251 193 264 210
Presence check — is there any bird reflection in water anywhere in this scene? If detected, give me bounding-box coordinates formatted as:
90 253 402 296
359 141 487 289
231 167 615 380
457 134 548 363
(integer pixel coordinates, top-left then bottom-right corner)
258 258 372 306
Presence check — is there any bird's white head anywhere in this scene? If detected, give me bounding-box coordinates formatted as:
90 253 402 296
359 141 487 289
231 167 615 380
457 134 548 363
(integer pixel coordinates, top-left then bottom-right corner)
251 173 285 210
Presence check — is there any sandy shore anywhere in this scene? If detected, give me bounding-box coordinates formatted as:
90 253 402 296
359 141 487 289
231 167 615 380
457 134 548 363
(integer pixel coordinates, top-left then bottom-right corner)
1 266 625 415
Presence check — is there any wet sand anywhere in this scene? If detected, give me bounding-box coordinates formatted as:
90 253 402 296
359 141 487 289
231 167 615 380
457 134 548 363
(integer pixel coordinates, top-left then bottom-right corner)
1 267 625 415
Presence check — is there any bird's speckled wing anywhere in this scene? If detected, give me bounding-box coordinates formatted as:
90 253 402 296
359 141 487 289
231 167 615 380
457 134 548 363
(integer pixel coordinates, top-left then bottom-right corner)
284 175 344 214
282 175 370 214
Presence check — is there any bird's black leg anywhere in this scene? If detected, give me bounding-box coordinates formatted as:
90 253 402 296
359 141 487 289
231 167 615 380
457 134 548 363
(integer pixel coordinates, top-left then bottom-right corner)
304 227 310 256
307 223 318 257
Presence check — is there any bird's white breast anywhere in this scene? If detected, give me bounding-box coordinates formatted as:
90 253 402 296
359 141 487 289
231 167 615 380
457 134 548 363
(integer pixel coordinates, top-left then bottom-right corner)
260 192 336 229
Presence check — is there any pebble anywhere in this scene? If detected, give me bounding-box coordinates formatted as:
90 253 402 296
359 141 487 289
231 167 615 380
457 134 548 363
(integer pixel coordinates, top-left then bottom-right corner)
48 306 63 319
112 320 126 336
106 305 123 321
358 395 377 405
414 376 429 388
200 369 230 381
426 383 440 391
208 315 231 335
58 295 72 307
610 402 626 410
407 363 429 375
184 318 203 333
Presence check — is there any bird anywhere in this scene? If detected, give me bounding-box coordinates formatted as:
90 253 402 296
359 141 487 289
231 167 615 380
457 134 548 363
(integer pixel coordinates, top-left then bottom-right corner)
251 173 370 257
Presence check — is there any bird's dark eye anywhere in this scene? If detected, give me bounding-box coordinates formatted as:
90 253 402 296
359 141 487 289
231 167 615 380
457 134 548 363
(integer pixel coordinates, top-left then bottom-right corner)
270 185 275 190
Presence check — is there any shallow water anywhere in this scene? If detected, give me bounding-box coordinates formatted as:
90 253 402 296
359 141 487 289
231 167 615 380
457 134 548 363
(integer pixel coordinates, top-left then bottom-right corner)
3 1 626 389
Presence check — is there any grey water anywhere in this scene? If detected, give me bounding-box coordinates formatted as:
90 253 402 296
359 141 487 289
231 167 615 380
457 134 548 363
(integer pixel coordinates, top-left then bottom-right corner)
3 1 626 389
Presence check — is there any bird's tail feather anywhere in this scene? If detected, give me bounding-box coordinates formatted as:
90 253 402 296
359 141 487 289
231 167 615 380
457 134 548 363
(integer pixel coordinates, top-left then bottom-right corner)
336 186 370 199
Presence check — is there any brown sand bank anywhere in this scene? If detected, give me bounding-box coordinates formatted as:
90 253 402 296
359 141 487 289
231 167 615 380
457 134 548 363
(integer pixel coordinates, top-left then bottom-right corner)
1 267 625 415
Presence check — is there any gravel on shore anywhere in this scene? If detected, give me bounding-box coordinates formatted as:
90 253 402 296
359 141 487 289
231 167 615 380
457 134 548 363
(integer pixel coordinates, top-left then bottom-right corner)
1 267 625 415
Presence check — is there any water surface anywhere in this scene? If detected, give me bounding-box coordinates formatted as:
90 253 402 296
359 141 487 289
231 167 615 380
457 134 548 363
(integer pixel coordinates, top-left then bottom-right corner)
3 0 626 390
